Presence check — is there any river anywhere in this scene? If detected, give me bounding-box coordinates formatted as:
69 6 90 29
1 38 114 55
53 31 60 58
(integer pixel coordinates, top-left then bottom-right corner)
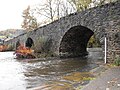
0 48 104 90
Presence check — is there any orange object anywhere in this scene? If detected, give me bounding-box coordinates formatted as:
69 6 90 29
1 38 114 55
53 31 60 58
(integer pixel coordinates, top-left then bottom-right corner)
14 44 35 59
0 45 7 52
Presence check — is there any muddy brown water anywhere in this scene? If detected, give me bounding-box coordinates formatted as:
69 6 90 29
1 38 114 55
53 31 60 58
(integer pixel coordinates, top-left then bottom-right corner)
0 48 104 90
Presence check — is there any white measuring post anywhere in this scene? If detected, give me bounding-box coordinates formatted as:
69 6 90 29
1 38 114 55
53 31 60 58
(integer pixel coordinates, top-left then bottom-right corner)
104 37 107 64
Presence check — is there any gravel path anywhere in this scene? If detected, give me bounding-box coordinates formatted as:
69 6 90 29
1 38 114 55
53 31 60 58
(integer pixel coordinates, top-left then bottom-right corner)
82 67 120 90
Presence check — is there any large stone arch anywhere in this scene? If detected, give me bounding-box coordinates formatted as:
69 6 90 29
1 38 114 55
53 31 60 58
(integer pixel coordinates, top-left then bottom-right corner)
59 25 99 57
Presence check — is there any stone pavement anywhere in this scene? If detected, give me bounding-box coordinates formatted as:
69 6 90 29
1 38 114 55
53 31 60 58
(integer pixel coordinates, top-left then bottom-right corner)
82 67 120 90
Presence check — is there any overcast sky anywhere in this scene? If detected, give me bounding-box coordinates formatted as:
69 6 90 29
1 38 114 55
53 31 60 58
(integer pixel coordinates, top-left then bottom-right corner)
0 0 42 31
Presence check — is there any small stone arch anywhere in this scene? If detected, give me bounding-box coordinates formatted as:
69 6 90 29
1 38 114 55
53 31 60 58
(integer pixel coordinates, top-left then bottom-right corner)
25 37 34 48
59 25 94 57
16 40 20 49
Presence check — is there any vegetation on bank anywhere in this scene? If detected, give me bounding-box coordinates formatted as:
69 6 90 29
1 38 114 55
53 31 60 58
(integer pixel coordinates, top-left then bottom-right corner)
41 72 96 90
87 35 101 48
113 55 120 66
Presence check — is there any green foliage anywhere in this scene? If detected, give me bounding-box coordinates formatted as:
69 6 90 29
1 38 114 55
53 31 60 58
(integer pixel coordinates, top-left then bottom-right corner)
87 35 101 48
75 86 83 90
68 0 118 12
92 0 118 7
83 77 96 81
68 0 92 11
114 55 120 66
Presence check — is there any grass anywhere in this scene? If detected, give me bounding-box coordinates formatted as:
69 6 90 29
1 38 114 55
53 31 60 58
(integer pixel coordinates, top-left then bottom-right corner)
113 55 120 66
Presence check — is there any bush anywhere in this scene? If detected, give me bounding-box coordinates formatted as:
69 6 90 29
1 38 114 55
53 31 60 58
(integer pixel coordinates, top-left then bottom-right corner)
87 35 101 48
114 55 120 66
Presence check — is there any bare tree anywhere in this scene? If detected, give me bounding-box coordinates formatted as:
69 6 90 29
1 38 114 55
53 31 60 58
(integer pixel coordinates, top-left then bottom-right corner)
35 0 56 22
33 0 75 25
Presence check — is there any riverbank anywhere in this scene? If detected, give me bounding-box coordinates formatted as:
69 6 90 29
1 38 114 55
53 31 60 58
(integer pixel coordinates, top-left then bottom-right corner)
81 65 120 90
28 64 120 90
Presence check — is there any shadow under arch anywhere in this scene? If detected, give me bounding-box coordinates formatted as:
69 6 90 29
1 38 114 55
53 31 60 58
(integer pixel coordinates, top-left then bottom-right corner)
59 25 94 58
25 37 34 48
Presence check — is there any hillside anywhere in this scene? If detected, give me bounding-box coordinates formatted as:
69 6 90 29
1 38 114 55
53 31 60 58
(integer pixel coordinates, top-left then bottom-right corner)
0 29 26 41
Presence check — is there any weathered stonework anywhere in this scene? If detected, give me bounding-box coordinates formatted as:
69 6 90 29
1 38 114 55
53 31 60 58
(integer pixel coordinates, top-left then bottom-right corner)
5 1 120 62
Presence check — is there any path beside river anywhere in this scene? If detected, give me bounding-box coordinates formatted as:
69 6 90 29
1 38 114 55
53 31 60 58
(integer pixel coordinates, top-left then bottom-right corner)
82 66 120 90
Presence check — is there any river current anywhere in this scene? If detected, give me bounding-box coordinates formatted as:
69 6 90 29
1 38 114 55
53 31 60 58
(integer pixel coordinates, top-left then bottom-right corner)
0 48 103 90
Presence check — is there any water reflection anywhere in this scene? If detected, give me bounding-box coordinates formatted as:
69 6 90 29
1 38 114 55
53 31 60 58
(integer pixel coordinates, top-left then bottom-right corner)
0 49 103 90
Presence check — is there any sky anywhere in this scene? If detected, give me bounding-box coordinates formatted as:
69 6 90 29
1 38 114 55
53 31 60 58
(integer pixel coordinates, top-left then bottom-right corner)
0 0 42 31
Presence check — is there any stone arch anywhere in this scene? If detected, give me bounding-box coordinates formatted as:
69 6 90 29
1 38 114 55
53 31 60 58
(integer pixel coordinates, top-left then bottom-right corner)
25 37 34 48
16 40 20 49
59 25 94 57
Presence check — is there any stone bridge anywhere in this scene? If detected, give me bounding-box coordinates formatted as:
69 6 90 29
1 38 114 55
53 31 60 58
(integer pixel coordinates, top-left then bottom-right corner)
5 1 120 62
